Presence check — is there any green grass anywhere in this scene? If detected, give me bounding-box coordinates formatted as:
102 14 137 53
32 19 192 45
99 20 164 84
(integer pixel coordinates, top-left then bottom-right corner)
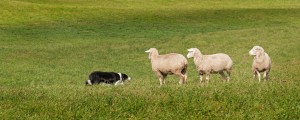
1 0 300 119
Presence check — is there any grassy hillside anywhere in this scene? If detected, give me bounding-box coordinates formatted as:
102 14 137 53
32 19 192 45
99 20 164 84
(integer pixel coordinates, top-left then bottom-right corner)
0 0 300 119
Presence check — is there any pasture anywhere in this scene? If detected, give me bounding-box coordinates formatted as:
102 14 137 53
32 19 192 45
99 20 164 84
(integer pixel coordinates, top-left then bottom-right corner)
0 0 300 119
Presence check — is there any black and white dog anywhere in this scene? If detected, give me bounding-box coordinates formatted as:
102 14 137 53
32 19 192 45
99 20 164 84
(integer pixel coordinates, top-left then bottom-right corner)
86 71 131 85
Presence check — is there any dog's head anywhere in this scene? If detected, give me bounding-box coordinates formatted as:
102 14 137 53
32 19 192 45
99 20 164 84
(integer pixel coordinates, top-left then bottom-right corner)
120 73 131 81
85 79 92 85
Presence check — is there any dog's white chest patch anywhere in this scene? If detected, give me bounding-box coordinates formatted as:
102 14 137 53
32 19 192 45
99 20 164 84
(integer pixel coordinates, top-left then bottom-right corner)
115 73 124 85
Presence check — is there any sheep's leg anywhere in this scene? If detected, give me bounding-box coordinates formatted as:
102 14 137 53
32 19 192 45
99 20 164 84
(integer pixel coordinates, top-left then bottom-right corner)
256 71 261 82
263 66 271 81
252 69 257 80
226 70 231 82
181 67 188 83
206 74 210 83
179 77 185 84
199 73 203 83
159 77 164 85
227 72 230 82
263 71 269 80
199 75 203 83
174 72 185 84
159 74 167 85
156 72 165 85
266 72 269 80
162 74 168 84
184 73 187 83
219 71 227 81
263 71 266 80
253 74 256 79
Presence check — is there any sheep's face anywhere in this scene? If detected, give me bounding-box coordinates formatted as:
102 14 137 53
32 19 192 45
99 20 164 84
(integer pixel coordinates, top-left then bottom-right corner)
145 48 156 59
249 46 264 56
187 48 195 58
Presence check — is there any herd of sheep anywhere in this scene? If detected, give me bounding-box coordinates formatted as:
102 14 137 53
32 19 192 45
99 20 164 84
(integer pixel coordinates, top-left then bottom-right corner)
145 46 271 85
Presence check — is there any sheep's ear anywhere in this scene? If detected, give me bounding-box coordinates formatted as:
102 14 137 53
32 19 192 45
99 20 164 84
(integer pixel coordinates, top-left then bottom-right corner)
145 50 151 53
145 49 152 59
187 49 194 58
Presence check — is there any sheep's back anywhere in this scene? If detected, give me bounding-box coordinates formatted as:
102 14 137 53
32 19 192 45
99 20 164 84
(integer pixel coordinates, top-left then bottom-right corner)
265 53 271 65
152 53 187 72
202 53 233 71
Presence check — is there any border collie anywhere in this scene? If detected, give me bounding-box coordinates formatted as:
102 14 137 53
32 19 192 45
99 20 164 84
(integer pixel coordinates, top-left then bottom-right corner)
86 71 131 85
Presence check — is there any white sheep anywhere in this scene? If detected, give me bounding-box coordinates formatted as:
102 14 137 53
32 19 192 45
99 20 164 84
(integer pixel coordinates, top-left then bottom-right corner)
249 46 271 82
145 48 188 85
187 48 233 83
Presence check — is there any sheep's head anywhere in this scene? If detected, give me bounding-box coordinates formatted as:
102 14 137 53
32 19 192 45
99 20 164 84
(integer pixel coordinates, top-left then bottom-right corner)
249 46 265 56
145 48 158 59
187 48 197 58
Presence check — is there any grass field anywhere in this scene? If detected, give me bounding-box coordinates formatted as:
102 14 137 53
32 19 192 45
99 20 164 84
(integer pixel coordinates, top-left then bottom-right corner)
1 0 300 119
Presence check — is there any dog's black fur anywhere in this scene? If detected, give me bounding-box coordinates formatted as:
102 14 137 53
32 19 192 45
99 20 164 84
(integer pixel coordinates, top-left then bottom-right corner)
86 71 130 85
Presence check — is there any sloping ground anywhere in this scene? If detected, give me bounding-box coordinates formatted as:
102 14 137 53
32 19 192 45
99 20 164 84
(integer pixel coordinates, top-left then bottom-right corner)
0 0 299 119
